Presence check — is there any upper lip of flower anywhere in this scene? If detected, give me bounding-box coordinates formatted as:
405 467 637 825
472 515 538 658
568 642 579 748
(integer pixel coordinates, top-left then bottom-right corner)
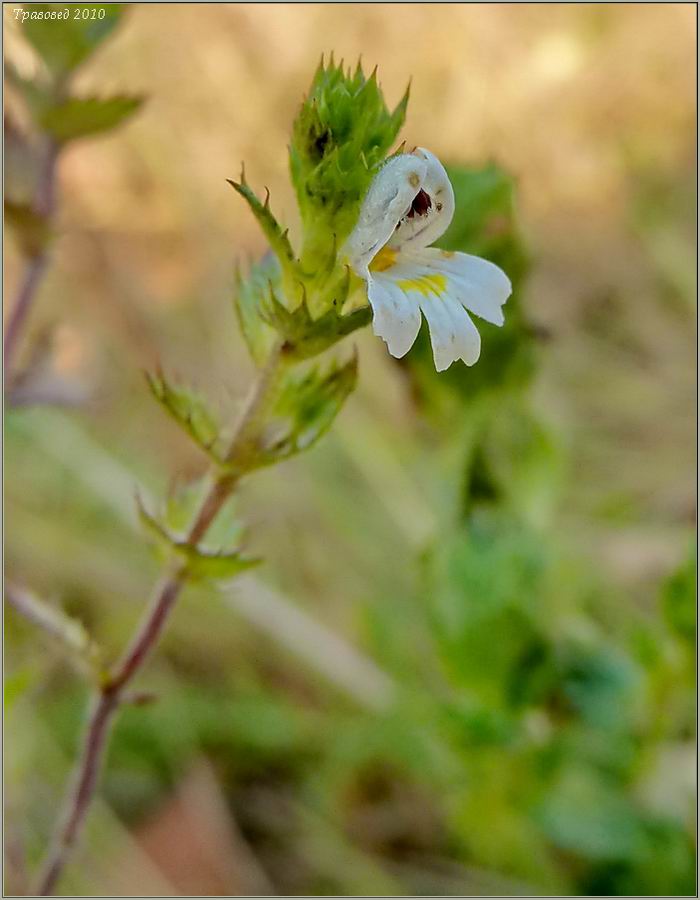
341 147 512 372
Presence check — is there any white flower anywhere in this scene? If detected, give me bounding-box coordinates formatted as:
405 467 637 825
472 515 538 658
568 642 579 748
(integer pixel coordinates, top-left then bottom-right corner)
342 148 512 372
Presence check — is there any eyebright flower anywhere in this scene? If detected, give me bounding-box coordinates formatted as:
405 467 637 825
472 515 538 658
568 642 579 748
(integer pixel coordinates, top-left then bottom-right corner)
342 148 512 371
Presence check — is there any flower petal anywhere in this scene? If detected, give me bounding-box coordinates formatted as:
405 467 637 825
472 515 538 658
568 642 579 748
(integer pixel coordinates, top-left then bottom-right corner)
342 154 427 275
401 246 511 325
379 258 481 370
367 275 422 359
418 291 481 371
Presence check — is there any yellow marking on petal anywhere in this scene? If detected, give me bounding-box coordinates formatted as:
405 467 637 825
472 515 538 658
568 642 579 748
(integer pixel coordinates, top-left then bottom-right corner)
396 272 448 297
408 172 421 188
370 246 398 272
440 250 455 259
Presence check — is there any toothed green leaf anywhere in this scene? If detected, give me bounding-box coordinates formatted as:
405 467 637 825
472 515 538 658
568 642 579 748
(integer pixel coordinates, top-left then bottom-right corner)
40 95 143 143
146 371 222 461
235 253 369 361
227 179 295 264
252 352 358 467
234 254 280 366
163 478 210 535
163 478 246 547
180 546 261 582
136 493 173 555
137 493 257 582
227 178 302 309
22 4 125 78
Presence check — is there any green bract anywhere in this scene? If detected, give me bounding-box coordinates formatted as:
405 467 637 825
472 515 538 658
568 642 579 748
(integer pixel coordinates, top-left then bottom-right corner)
290 57 409 269
234 254 370 363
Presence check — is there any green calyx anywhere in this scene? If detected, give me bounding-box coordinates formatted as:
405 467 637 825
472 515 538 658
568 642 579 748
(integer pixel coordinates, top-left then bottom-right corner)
235 254 371 364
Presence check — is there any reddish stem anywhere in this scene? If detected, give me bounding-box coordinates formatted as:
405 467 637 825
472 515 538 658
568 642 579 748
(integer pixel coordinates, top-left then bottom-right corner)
4 140 60 384
34 348 281 895
34 474 235 896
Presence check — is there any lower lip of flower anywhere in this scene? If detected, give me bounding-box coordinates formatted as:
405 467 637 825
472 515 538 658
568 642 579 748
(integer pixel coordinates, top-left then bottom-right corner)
395 272 447 297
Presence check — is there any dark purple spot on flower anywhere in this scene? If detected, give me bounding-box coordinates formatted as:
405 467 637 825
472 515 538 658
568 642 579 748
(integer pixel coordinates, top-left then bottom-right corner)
407 189 432 219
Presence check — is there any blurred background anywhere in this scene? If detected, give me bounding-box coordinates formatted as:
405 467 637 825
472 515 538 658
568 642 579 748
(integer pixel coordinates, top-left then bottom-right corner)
4 3 696 896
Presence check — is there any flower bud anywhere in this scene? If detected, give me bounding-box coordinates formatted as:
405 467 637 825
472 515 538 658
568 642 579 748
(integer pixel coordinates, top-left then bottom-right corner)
289 57 409 268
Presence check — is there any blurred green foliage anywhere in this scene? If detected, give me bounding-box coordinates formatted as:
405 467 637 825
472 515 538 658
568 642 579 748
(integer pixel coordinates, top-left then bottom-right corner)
21 3 124 80
10 3 142 132
662 542 697 648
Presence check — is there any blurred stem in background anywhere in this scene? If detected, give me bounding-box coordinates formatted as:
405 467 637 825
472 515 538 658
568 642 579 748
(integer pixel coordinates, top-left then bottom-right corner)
4 7 144 889
3 137 59 383
4 4 143 399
